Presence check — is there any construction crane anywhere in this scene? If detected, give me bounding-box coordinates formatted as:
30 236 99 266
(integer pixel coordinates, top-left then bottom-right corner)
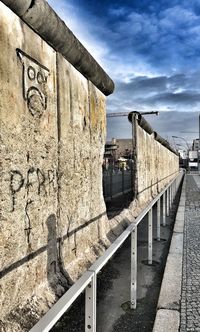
106 111 159 117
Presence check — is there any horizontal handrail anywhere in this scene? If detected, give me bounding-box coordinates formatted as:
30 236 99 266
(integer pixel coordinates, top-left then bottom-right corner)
30 171 183 332
30 271 94 332
90 171 181 273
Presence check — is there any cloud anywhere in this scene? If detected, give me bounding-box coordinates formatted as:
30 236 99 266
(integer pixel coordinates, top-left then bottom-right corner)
108 6 128 17
107 72 200 115
142 91 200 107
107 111 199 145
47 0 200 143
103 2 200 75
47 0 110 67
48 0 200 76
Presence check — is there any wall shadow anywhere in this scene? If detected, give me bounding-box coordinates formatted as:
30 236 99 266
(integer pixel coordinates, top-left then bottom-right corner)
46 214 73 296
46 214 58 291
0 212 107 282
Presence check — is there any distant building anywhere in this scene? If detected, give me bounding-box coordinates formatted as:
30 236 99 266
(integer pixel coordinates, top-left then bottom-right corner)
104 139 118 166
104 138 133 168
114 138 133 159
178 150 187 160
192 138 200 151
105 138 133 159
178 149 188 170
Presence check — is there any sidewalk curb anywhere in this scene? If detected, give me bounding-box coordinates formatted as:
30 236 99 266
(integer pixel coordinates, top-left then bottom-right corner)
153 175 186 332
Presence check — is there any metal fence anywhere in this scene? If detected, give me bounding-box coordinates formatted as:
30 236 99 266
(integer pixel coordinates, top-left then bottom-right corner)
30 171 183 332
103 167 133 201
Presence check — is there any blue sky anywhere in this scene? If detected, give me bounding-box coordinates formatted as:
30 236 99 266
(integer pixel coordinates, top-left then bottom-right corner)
48 0 200 147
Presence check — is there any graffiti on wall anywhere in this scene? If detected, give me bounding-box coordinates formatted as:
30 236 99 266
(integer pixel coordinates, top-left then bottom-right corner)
9 167 58 244
16 49 49 118
10 167 57 212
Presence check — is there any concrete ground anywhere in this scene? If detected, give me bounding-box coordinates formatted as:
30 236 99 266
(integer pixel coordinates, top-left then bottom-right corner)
153 174 200 332
153 176 185 332
51 189 181 332
180 174 200 331
96 198 179 332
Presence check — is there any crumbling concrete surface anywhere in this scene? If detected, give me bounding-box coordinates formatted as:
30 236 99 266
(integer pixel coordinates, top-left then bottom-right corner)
136 124 179 204
0 4 115 331
0 3 59 331
0 2 180 331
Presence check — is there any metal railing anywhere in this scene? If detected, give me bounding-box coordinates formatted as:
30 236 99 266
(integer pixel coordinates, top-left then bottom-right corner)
30 171 183 332
103 166 133 201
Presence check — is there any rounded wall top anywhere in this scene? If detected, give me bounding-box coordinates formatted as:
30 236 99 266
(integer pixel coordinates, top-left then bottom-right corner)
128 111 178 156
1 0 115 96
1 0 32 16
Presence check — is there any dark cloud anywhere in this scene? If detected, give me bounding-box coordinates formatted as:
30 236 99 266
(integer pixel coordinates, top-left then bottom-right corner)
107 72 200 112
50 0 200 72
48 0 200 142
145 91 200 105
49 0 200 75
118 76 168 93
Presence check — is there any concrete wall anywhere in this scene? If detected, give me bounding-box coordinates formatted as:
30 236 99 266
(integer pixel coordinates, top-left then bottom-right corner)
57 56 109 278
0 4 58 328
0 2 179 331
0 3 112 330
135 120 179 204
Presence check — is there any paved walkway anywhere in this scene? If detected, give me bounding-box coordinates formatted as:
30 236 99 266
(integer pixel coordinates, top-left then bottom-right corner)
180 174 200 331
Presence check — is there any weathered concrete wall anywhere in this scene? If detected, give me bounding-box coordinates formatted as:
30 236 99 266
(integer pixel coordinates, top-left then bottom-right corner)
0 3 59 329
57 55 109 279
135 119 179 204
0 3 113 331
0 2 179 331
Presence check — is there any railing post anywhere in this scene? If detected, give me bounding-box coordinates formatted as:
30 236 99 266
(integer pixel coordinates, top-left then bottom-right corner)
166 188 170 216
131 160 133 194
85 273 96 332
109 167 113 200
170 185 172 207
171 183 174 202
174 181 176 199
169 186 171 209
122 164 125 194
157 198 160 241
163 193 166 226
148 208 153 265
175 178 177 197
173 181 175 201
131 227 137 309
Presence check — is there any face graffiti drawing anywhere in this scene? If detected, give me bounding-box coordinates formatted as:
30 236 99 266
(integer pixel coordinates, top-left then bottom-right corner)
17 49 50 117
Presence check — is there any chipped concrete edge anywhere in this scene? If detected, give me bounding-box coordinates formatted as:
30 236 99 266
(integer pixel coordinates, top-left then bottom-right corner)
153 174 186 332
